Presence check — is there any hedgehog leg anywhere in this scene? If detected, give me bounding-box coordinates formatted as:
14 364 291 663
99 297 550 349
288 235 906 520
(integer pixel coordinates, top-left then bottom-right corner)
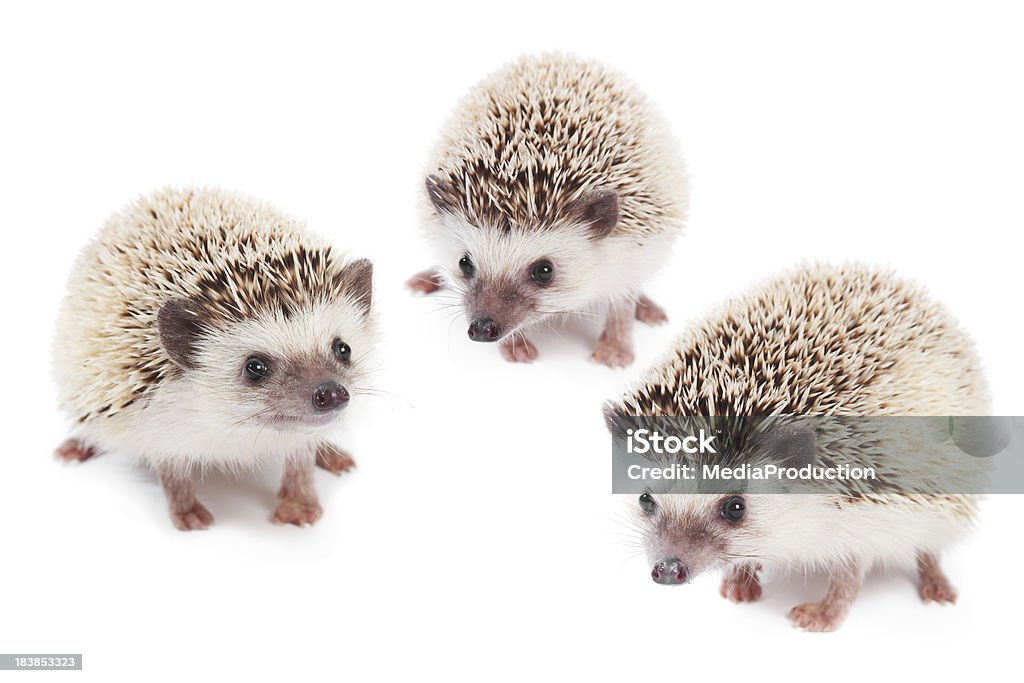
499 333 539 363
788 562 862 632
917 552 957 604
274 454 323 527
592 304 636 368
54 438 99 462
720 563 763 603
635 294 668 325
315 443 356 475
157 465 213 531
406 268 444 294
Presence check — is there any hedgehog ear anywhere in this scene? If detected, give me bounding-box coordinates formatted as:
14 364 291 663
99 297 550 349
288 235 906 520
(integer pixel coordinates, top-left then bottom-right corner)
603 402 625 435
763 423 817 469
570 188 619 239
157 298 208 370
338 258 373 316
425 174 457 215
603 402 635 445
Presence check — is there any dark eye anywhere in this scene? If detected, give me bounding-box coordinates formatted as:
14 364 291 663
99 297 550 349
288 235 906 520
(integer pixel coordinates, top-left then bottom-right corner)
721 496 745 522
458 255 475 277
244 357 270 382
332 338 352 363
530 259 554 284
639 492 657 514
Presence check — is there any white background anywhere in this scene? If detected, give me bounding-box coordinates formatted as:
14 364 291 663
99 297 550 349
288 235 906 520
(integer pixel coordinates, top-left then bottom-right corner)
1 1 1022 680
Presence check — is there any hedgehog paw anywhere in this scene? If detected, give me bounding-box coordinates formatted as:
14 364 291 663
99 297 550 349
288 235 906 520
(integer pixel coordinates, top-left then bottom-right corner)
274 497 323 527
918 553 957 604
920 577 957 604
406 268 444 294
316 444 356 475
720 565 762 603
635 295 668 325
788 602 845 632
592 337 635 368
54 438 97 462
500 336 539 363
169 501 214 531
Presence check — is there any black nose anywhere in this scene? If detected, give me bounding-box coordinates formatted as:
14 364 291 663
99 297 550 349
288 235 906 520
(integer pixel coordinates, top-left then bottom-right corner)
467 317 501 342
651 558 688 585
312 382 349 411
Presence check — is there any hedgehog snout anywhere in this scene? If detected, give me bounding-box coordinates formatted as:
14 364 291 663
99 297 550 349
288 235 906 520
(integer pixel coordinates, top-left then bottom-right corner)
468 317 501 342
312 381 349 411
651 558 689 585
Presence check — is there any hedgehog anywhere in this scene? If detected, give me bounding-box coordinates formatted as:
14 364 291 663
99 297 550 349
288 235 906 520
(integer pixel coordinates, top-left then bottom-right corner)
407 53 688 367
52 187 375 530
604 263 990 631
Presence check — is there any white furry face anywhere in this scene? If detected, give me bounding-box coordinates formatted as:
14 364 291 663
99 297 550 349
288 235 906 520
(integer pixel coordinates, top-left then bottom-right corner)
630 488 977 585
432 215 670 340
637 493 754 580
184 299 375 437
633 493 828 582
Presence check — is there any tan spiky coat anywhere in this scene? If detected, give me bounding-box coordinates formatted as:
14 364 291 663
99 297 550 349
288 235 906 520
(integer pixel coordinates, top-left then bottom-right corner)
612 264 990 629
425 53 687 238
625 263 989 418
54 187 376 469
